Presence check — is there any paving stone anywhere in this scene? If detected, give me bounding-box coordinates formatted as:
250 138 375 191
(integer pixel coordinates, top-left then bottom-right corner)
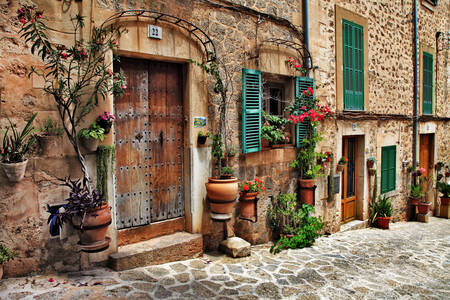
128 292 153 300
224 280 240 287
282 287 300 297
7 291 33 300
191 281 216 298
189 259 208 269
221 288 239 295
170 263 188 273
211 275 231 281
174 272 190 283
226 264 244 274
209 264 226 274
67 289 93 300
145 267 170 277
102 285 133 298
159 277 176 286
33 288 68 300
153 286 172 298
191 269 208 280
230 274 258 284
88 278 120 286
169 284 190 294
200 280 222 290
132 282 155 292
255 282 280 298
119 270 156 282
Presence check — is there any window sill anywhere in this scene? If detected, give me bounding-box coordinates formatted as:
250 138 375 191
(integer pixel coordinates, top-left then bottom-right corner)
382 189 399 198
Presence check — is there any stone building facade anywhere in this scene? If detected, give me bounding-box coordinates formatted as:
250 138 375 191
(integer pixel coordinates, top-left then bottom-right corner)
0 0 448 277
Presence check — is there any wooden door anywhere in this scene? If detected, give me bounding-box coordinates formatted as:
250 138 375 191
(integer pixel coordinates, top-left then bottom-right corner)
114 58 184 231
419 134 434 179
341 137 357 223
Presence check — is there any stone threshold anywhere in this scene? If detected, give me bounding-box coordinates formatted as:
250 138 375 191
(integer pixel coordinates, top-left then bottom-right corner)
108 232 203 271
339 220 368 232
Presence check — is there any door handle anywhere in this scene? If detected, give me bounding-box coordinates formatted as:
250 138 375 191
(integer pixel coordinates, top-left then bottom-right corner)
160 131 163 146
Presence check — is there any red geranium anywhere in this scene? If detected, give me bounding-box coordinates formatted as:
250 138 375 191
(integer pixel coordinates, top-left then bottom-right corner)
240 178 265 193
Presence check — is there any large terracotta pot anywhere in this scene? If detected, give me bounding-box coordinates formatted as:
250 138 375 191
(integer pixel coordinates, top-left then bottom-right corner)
72 204 111 252
1 159 28 183
299 178 315 206
409 197 420 206
376 216 391 229
206 177 238 219
80 137 99 152
418 202 431 215
441 196 450 206
239 192 258 219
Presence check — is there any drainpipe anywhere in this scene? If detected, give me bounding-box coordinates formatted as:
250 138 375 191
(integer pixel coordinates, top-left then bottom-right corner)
413 0 418 182
303 0 310 76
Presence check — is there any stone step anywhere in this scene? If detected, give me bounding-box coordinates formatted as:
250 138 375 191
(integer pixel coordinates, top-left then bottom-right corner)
108 232 203 271
340 220 368 232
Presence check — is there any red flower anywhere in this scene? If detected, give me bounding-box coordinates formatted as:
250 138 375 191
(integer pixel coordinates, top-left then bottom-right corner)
36 12 43 19
257 184 260 188
59 52 68 59
19 18 27 24
1 147 4 154
254 178 258 182
48 278 54 282
307 87 314 95
262 186 266 191
80 48 88 60
243 185 249 191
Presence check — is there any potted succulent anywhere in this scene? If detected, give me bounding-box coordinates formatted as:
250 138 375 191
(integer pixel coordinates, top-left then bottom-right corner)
0 243 16 280
1 113 37 183
37 117 64 156
205 134 238 221
239 178 266 219
261 112 291 148
221 166 234 179
336 156 348 173
197 131 210 145
370 194 393 229
409 183 424 206
47 178 111 252
96 111 115 134
78 122 105 152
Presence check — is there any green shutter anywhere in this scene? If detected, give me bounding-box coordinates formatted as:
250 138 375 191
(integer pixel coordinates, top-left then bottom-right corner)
343 19 364 111
381 146 396 194
295 77 315 148
242 68 261 153
423 52 433 115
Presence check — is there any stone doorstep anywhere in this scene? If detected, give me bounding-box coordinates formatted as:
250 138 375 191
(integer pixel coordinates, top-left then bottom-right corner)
339 220 368 232
108 232 203 271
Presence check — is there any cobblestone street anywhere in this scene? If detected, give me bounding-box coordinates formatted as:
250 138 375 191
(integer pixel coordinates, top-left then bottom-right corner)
1 217 449 300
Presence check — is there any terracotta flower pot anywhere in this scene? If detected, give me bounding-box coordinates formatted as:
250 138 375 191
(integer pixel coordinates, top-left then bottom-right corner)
240 191 258 201
441 196 450 206
72 204 112 252
38 135 62 157
1 159 28 183
409 197 420 206
367 160 375 168
418 202 431 215
376 216 391 229
206 177 238 219
80 137 99 152
299 178 315 206
336 164 345 173
271 143 289 149
221 156 235 167
239 193 258 219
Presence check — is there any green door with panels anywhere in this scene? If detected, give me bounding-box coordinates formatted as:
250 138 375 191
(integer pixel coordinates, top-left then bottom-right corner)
343 19 364 111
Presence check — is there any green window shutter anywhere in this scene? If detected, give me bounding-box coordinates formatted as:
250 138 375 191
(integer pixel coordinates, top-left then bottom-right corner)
423 52 433 115
242 68 261 153
295 77 315 148
381 146 396 194
343 19 364 111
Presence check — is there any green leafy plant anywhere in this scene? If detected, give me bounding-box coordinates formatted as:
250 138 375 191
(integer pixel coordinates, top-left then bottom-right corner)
367 156 377 163
0 243 16 264
198 131 210 137
261 112 290 145
437 181 450 198
369 194 393 224
410 184 424 198
78 122 105 142
338 156 348 164
39 117 63 136
17 5 126 190
268 193 323 254
221 166 233 175
1 113 38 163
224 146 237 157
290 131 323 179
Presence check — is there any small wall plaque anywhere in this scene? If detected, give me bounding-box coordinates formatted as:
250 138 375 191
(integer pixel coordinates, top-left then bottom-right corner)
148 25 162 39
333 175 340 194
194 117 206 128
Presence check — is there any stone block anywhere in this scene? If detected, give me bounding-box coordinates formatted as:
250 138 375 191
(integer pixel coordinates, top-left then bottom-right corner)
440 204 450 219
417 212 431 223
219 237 251 258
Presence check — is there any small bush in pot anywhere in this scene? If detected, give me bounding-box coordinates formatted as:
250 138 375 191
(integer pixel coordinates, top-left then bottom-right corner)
1 113 38 182
0 243 16 280
78 122 105 152
47 178 111 251
197 131 210 145
221 166 234 179
370 195 393 229
37 117 63 155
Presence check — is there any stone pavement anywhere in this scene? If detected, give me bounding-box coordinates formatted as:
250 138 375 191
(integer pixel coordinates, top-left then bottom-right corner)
1 217 449 300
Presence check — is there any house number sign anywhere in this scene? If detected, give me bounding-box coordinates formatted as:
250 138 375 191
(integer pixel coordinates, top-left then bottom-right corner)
148 25 162 39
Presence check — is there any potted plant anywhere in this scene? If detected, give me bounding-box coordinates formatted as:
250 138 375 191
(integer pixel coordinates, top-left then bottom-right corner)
435 162 444 171
370 194 393 229
197 131 210 145
261 112 290 148
336 156 348 173
0 243 16 280
78 122 105 152
205 134 238 221
221 146 237 167
221 166 234 179
1 113 37 183
239 178 266 219
96 111 115 134
437 180 450 206
409 183 424 206
47 178 111 252
367 156 376 168
37 117 64 155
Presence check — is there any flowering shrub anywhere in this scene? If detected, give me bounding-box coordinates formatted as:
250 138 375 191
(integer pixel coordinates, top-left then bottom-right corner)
412 167 426 177
287 57 307 75
317 151 332 163
285 87 331 125
338 156 348 165
240 178 266 193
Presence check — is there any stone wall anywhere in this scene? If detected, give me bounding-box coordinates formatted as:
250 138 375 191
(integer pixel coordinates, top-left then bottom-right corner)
0 0 448 278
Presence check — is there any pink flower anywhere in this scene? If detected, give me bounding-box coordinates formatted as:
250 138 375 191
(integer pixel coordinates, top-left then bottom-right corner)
121 84 127 89
80 48 88 59
59 52 68 59
49 278 54 282
36 12 43 19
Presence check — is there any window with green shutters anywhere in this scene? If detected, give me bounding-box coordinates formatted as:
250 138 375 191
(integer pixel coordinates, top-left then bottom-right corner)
343 19 364 111
242 68 262 153
295 77 315 148
381 146 396 194
423 52 433 115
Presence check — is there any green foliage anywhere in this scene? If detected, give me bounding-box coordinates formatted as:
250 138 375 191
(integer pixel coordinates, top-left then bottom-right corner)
198 131 210 137
96 145 115 196
369 194 393 223
211 134 223 175
367 156 377 163
78 122 105 141
437 181 450 198
39 117 63 136
1 113 38 163
290 131 323 179
224 146 237 157
268 193 323 254
410 184 424 198
221 166 233 175
261 112 290 145
0 243 16 264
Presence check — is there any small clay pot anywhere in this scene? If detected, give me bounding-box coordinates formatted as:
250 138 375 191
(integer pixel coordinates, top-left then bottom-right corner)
376 216 391 229
80 137 99 152
38 135 62 157
239 194 258 219
299 178 315 206
336 164 345 173
409 197 420 206
239 191 258 201
418 202 431 215
1 159 28 183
